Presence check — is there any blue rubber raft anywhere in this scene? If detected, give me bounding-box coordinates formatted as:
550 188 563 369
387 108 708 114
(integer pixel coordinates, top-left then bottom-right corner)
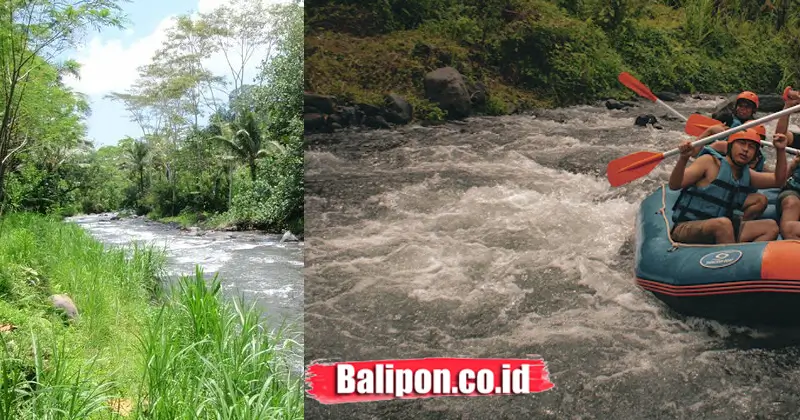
635 184 800 326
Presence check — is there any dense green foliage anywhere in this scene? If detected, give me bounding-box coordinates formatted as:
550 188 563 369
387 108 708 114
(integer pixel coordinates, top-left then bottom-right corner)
0 0 303 234
0 1 304 417
305 0 800 118
0 213 302 418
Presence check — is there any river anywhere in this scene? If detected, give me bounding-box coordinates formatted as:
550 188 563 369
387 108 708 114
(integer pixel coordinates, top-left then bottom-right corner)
66 214 304 372
304 95 800 419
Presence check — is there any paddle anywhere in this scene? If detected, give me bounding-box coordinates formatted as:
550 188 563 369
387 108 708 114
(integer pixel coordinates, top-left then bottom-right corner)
617 73 800 156
683 114 800 155
607 103 800 187
684 113 719 136
618 72 688 122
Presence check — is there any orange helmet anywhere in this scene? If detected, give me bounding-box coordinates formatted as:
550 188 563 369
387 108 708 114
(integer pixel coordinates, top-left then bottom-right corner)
753 124 766 139
728 129 762 145
736 91 759 109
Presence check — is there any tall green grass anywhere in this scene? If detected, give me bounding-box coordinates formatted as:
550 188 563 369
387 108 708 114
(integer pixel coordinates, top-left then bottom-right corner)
138 269 303 419
0 213 303 419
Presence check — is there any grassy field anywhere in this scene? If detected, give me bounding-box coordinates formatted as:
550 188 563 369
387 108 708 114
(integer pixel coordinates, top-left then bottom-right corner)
0 212 303 419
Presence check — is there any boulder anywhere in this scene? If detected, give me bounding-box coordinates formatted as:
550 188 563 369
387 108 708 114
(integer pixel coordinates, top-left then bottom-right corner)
383 94 413 124
50 294 78 321
281 231 299 242
423 67 471 119
606 99 635 110
635 114 658 126
304 93 336 114
655 92 682 102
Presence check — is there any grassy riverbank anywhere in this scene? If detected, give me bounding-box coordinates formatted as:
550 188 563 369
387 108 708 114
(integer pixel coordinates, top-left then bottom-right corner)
305 0 800 119
0 213 303 418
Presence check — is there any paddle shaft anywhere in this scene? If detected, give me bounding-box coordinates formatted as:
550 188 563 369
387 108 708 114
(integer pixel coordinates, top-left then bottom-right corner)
656 98 689 122
619 72 800 154
662 102 800 159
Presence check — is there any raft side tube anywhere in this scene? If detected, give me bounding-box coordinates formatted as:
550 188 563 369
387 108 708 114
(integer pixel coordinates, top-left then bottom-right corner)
634 185 767 286
632 185 800 326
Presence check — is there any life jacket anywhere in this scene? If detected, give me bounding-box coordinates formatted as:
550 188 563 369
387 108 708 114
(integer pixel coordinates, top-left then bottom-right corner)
696 146 724 160
672 154 755 224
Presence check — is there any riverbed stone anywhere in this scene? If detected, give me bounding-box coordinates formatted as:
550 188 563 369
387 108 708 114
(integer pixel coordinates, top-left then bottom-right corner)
423 67 471 119
281 231 298 242
383 94 413 124
304 93 336 114
50 294 78 320
635 114 662 129
656 92 682 102
606 99 634 110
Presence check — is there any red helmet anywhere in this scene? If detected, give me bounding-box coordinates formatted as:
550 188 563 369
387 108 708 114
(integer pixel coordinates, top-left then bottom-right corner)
736 91 759 109
728 129 762 145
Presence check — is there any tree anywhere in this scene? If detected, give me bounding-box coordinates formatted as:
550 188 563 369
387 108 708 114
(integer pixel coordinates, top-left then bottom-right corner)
0 0 126 202
255 1 303 135
211 111 284 183
200 0 284 94
123 138 149 198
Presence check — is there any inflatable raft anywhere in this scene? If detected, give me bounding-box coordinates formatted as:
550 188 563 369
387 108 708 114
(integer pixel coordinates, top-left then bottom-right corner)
635 185 800 326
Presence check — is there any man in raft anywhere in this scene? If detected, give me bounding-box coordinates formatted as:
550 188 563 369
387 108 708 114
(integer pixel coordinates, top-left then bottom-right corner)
692 124 771 221
699 91 761 134
669 128 788 244
774 89 800 239
691 91 796 220
777 153 800 239
694 91 796 166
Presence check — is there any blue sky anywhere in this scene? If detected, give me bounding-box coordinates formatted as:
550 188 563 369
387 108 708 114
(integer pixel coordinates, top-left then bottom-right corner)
61 0 288 149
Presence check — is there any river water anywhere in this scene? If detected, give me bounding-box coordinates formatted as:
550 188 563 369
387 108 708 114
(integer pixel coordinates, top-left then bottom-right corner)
304 95 800 419
66 214 304 371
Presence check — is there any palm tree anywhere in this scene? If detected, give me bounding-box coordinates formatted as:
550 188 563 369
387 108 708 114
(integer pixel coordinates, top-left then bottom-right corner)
124 140 149 197
220 154 236 208
210 111 284 183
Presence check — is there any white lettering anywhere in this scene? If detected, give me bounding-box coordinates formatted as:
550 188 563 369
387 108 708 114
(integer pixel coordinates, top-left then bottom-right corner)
513 364 530 393
395 369 413 397
459 369 475 393
414 369 431 394
336 364 355 393
356 368 373 393
476 369 493 394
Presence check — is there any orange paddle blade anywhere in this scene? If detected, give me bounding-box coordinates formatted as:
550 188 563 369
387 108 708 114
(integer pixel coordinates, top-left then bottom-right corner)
606 151 665 187
618 72 657 102
685 114 722 136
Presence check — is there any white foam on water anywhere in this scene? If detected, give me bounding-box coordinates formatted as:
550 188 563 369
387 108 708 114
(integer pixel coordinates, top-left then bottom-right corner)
683 97 727 108
306 103 778 405
167 238 214 249
229 243 262 251
243 284 294 298
249 256 278 264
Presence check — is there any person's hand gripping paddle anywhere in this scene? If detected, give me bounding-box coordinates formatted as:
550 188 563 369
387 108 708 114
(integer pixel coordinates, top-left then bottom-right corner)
606 103 800 187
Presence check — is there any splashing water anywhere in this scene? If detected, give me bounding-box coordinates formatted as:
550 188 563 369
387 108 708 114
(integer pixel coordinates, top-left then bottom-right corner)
305 96 800 419
67 214 305 373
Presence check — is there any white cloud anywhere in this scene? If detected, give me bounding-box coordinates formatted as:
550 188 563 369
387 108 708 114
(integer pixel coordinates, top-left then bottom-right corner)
198 0 296 14
62 0 296 98
198 0 229 14
63 17 173 96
